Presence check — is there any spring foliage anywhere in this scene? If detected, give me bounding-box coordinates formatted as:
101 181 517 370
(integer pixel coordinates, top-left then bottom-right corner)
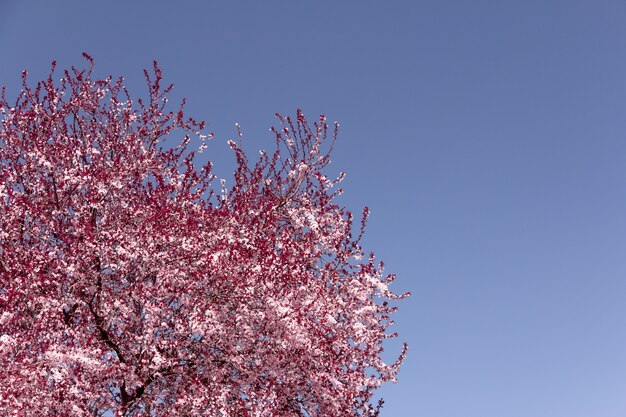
0 55 407 416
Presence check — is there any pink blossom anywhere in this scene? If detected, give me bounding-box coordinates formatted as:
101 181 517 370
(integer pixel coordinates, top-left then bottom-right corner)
0 57 407 417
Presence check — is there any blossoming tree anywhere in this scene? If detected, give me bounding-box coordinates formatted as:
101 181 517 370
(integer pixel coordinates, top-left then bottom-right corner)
0 54 407 417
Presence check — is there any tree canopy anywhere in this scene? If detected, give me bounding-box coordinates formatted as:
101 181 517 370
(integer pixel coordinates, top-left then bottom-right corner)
0 55 407 416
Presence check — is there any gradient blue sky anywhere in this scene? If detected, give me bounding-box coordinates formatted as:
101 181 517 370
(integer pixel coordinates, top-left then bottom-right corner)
2 1 626 416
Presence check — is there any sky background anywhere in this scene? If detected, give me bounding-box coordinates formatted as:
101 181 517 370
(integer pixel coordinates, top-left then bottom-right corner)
2 1 626 416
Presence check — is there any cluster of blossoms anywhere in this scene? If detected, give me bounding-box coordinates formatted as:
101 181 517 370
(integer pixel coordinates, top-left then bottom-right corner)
0 54 407 416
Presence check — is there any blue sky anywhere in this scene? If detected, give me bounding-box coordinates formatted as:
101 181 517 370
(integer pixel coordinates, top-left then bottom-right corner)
2 1 626 416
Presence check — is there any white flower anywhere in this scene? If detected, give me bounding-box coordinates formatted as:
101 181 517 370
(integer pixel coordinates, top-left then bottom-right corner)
0 311 12 325
0 334 15 346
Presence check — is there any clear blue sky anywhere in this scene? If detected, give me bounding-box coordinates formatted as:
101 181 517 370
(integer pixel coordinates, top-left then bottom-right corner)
2 1 626 416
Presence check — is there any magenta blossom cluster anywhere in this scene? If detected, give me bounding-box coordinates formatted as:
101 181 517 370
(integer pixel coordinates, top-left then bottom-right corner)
0 54 407 417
